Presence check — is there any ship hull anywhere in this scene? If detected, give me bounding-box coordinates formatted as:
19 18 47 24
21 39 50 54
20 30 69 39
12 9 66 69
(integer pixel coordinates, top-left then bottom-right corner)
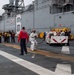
0 6 74 34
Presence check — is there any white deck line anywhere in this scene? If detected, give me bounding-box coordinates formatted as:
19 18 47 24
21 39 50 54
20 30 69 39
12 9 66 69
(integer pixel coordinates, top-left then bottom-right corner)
55 64 71 75
61 46 70 54
55 46 72 75
0 50 54 75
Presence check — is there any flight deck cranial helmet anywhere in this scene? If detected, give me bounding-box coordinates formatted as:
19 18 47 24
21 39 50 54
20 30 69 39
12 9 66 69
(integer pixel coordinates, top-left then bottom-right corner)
32 29 36 33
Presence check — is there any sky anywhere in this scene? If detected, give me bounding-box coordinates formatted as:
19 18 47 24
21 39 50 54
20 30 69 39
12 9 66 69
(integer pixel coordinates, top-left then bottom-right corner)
0 0 34 15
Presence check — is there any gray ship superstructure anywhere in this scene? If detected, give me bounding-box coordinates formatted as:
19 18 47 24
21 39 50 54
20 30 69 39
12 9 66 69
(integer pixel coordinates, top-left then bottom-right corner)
0 0 74 34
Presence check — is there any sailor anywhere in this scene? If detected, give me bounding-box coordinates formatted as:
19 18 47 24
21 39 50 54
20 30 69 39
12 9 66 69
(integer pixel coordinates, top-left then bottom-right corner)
18 27 29 55
7 32 11 43
11 30 15 43
4 32 7 42
45 31 50 44
65 30 70 46
29 29 38 51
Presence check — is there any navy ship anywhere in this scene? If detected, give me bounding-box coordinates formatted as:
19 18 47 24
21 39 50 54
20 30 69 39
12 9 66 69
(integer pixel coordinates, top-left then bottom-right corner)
0 0 74 34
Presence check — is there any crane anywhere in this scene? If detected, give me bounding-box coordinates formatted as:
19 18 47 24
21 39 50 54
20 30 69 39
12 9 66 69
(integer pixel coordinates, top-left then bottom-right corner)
2 0 25 16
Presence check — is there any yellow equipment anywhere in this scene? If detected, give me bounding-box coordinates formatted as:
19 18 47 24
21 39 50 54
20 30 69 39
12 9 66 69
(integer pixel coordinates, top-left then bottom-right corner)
51 27 74 40
38 27 74 40
38 32 44 39
51 28 70 32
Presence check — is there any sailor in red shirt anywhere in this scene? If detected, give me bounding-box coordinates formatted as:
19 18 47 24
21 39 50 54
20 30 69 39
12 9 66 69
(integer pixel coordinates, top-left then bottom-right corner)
18 27 29 55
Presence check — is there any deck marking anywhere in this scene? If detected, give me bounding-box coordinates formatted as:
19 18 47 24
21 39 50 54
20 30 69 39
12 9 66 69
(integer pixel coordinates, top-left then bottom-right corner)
55 46 72 75
2 44 74 75
3 43 74 62
55 64 71 75
0 50 54 75
61 46 70 54
32 54 35 58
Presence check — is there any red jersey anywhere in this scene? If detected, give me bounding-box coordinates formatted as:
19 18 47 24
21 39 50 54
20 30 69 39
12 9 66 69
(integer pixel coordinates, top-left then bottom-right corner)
18 30 29 42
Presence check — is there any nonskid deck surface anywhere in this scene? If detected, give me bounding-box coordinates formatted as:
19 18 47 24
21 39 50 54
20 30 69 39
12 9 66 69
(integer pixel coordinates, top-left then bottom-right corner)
0 42 74 75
